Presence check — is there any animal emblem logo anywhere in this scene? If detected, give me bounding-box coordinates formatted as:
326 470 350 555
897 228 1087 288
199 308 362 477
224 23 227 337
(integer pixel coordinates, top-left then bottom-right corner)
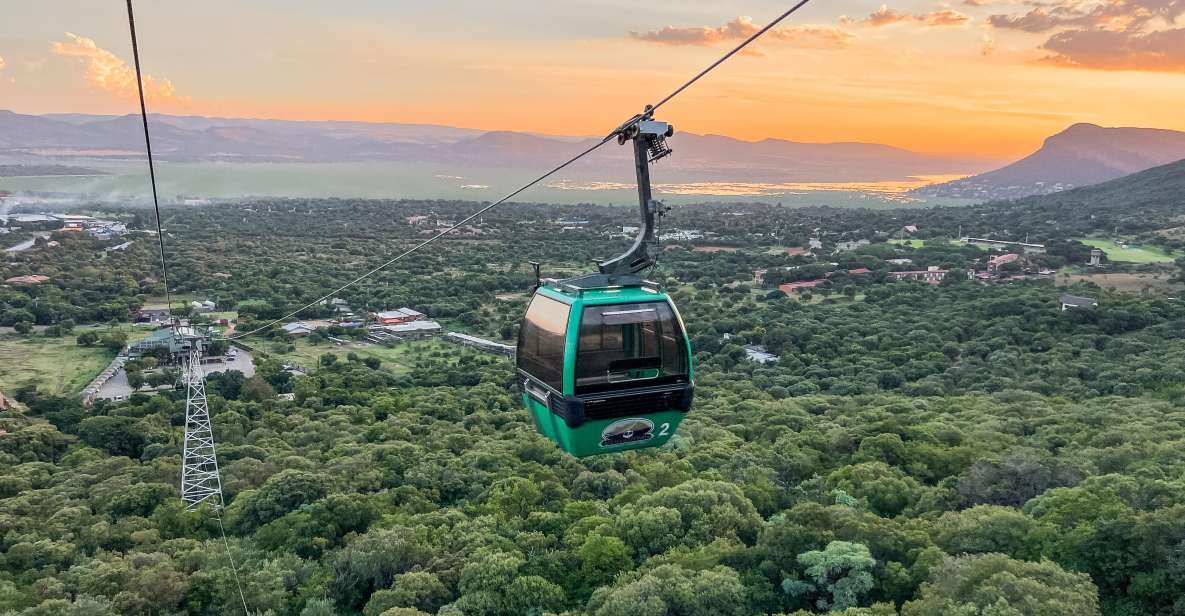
600 418 655 447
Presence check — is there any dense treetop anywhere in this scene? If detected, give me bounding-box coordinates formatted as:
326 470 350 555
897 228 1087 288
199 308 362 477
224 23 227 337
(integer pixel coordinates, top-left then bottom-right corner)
1 197 1183 615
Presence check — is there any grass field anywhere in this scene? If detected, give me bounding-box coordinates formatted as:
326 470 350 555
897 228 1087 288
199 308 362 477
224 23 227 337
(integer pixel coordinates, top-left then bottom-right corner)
1056 271 1184 295
0 334 114 396
1078 239 1179 263
248 337 471 374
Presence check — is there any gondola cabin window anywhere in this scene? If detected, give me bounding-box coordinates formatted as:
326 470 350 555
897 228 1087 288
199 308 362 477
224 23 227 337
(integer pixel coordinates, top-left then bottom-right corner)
576 302 688 394
516 294 570 391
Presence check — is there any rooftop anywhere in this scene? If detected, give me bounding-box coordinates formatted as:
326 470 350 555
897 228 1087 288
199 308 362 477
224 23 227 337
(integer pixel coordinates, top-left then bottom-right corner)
5 275 49 284
379 320 442 333
376 308 424 319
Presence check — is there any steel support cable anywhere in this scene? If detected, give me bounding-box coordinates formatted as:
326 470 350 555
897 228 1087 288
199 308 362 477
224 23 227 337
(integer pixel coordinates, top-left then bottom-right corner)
127 6 245 613
216 516 250 615
126 0 174 318
648 0 814 115
228 135 615 339
215 0 816 339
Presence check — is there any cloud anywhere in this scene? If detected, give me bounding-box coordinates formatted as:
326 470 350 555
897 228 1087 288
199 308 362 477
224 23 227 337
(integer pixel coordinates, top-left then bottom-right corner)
629 16 854 48
981 33 998 55
988 0 1185 71
50 33 180 101
1042 26 1185 70
989 0 1184 31
856 4 972 27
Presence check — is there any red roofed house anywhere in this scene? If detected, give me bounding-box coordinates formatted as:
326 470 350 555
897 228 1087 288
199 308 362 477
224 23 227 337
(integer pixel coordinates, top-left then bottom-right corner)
374 308 425 325
5 275 49 285
987 253 1021 271
779 279 827 293
846 268 872 275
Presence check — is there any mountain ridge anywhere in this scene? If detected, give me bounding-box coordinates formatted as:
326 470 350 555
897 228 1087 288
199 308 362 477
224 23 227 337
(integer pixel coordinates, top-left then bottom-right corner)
916 123 1185 201
0 110 999 184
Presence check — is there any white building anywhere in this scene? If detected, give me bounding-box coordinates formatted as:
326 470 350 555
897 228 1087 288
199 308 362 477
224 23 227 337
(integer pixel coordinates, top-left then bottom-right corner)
282 322 315 336
743 345 779 364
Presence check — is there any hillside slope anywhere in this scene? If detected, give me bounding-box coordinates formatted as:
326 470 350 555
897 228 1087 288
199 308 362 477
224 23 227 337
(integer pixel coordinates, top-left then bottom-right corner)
917 123 1185 200
983 157 1185 235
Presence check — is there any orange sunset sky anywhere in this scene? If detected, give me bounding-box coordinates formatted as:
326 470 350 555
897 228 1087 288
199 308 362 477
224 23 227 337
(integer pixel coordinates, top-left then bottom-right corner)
2 0 1184 158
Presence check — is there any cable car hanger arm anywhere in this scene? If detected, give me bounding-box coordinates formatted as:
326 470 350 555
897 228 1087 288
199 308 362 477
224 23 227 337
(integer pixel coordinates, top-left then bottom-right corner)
598 108 674 278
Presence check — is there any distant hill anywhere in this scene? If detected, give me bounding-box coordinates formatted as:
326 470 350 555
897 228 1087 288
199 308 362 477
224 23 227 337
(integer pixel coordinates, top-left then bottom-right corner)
981 157 1185 236
0 164 104 177
0 110 998 184
915 123 1185 200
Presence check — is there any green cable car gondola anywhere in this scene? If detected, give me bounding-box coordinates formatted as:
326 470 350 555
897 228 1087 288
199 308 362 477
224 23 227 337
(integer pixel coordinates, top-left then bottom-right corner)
516 112 694 456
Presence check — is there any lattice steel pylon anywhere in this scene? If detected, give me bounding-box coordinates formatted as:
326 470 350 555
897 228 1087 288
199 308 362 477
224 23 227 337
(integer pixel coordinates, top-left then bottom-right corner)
181 345 224 511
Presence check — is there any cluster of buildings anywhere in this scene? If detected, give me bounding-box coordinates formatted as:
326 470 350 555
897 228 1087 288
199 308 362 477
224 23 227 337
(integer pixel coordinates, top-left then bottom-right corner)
776 268 872 294
277 301 515 358
888 266 949 284
281 304 445 343
0 213 129 239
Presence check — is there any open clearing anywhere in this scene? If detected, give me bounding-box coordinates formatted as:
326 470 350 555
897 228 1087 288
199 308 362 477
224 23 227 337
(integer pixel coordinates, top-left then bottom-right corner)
0 334 114 395
1056 271 1184 295
1078 239 1179 263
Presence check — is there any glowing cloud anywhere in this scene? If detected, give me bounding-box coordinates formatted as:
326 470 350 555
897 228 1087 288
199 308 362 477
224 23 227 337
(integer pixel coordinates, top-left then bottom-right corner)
50 32 180 101
856 5 972 27
989 0 1185 71
629 16 854 48
1042 27 1185 70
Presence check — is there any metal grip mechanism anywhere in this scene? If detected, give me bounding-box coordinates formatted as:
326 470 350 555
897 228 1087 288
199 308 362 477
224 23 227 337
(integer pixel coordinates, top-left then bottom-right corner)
599 108 674 277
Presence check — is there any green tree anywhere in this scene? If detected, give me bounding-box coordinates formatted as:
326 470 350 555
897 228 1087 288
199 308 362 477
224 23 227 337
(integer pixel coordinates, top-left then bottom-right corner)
930 506 1052 561
331 527 432 610
77 416 148 458
902 553 1100 616
240 375 276 402
782 541 876 612
578 533 632 590
228 470 331 531
363 572 448 616
587 564 749 616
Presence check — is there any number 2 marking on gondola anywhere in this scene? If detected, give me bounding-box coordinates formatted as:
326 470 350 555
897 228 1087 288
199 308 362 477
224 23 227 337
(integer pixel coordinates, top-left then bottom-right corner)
658 423 670 436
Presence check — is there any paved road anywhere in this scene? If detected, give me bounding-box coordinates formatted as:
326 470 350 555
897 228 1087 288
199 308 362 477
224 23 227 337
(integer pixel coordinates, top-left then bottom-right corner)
4 232 51 253
95 350 256 401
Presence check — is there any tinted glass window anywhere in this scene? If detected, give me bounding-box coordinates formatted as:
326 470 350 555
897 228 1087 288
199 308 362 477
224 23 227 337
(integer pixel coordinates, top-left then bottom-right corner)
516 294 570 391
575 301 688 393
